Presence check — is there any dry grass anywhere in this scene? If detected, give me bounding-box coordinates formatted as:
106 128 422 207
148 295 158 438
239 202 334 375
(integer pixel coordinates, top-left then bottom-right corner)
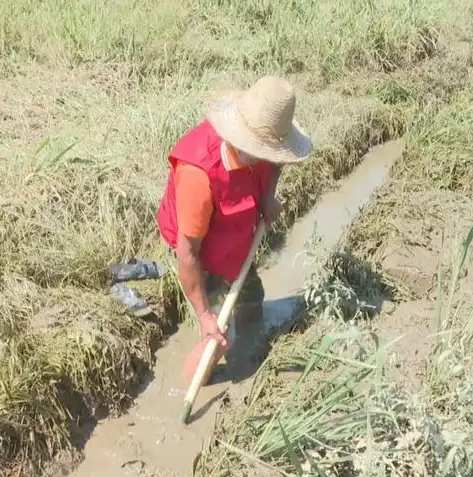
0 281 169 473
1 0 472 474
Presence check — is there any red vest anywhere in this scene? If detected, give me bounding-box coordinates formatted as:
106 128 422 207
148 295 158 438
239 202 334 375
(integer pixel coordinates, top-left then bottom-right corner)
156 120 272 281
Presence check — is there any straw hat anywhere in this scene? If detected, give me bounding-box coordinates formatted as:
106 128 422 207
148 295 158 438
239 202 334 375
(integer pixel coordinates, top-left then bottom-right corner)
206 76 313 164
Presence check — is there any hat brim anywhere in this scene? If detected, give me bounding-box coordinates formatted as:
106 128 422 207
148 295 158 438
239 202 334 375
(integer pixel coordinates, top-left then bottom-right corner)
205 92 313 165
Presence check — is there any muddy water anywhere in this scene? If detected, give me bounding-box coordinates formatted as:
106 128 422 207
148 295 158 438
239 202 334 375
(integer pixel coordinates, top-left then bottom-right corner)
68 139 404 477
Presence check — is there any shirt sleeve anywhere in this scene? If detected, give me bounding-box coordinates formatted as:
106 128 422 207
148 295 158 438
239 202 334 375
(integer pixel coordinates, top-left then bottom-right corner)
174 161 213 238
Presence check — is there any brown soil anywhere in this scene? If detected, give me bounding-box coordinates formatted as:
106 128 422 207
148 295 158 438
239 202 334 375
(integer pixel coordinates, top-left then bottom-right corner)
352 189 473 392
376 299 435 390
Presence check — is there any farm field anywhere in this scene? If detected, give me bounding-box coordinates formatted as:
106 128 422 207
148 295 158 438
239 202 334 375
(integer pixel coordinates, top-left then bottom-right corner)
1 1 473 476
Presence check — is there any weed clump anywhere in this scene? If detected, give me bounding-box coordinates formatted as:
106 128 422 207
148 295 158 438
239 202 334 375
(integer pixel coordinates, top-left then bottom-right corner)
0 284 167 474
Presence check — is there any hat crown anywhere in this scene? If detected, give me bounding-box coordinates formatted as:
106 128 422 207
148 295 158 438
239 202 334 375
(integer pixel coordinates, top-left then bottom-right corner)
237 76 296 139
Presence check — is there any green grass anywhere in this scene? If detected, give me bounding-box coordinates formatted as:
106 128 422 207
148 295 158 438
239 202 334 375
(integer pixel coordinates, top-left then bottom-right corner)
1 0 473 474
0 0 453 79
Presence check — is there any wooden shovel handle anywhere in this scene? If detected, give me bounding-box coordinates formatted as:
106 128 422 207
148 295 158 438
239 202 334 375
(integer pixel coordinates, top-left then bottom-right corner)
180 221 266 424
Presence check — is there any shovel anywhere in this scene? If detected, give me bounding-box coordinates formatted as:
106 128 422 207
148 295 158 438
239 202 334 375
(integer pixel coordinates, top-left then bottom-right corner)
180 220 266 424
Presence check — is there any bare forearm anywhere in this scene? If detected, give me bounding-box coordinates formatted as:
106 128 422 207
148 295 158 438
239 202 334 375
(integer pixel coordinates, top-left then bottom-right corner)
178 253 210 319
